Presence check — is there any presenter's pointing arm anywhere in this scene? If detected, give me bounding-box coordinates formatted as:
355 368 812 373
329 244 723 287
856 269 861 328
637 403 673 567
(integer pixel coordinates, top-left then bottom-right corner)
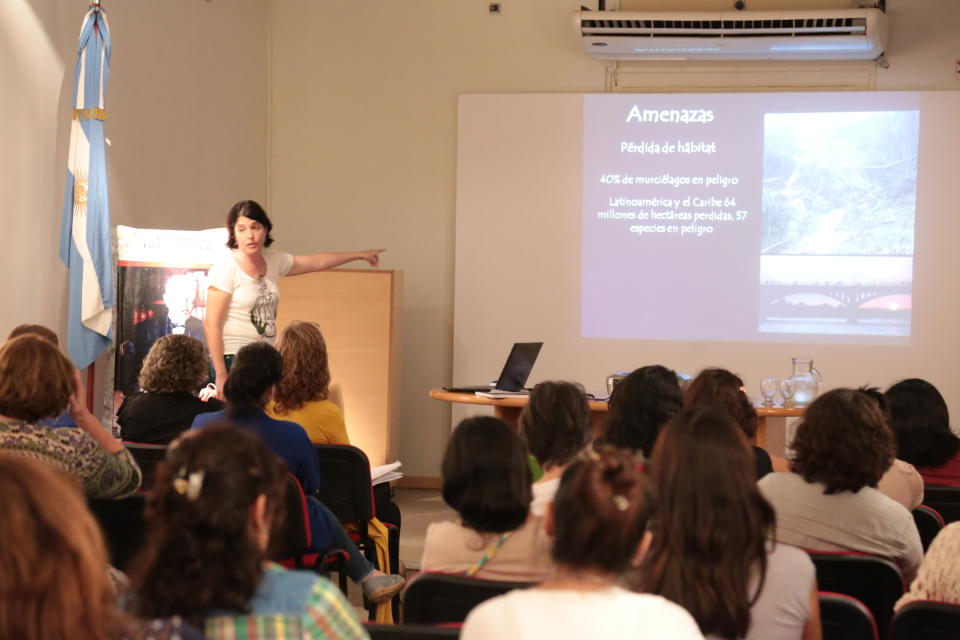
204 286 231 400
286 249 384 277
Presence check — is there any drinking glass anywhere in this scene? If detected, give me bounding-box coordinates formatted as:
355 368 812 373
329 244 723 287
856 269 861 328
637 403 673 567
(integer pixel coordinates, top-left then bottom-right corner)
779 378 796 408
760 377 778 408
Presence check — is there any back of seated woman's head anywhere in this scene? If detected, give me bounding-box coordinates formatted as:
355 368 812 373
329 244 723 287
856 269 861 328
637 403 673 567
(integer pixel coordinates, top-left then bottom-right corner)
273 321 331 414
604 365 683 458
0 454 120 640
139 334 208 395
442 416 532 534
520 380 592 469
0 334 74 422
551 448 653 574
885 378 959 469
130 424 287 625
223 342 283 417
642 408 775 638
792 388 895 494
6 323 59 345
684 368 759 439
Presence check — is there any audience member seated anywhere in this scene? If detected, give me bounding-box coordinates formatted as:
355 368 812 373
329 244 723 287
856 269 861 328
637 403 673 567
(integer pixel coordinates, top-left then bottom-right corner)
0 453 200 640
519 380 593 517
641 408 820 640
896 521 960 610
191 343 403 602
268 320 402 571
858 386 924 510
759 389 923 583
267 320 348 445
420 416 553 582
128 425 366 639
886 378 960 486
600 364 683 464
461 449 703 640
6 323 77 427
683 368 776 479
0 335 141 498
117 335 222 444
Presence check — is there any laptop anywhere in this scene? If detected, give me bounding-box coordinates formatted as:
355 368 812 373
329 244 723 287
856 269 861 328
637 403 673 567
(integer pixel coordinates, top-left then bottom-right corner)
444 342 543 393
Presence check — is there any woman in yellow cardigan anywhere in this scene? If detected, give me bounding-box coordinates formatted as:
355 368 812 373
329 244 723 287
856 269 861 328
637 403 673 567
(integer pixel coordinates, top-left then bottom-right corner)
267 321 348 445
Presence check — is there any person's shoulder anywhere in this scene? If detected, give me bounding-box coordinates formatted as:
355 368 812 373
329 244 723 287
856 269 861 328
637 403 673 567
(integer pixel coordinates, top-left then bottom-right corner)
248 564 329 616
424 519 474 542
262 563 323 593
615 590 703 634
757 470 799 492
768 541 815 575
263 247 294 267
191 409 226 429
862 484 913 516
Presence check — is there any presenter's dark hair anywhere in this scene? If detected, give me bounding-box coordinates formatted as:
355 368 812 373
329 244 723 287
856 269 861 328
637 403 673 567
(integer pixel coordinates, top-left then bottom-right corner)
520 380 592 469
885 378 959 469
223 342 283 418
442 416 532 534
641 408 775 639
604 365 683 458
551 448 653 573
129 424 287 628
226 200 274 249
791 388 895 494
685 368 758 439
0 335 75 421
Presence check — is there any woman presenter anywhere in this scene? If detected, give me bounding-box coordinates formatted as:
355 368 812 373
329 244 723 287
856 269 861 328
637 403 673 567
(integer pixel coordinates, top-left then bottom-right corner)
205 200 383 396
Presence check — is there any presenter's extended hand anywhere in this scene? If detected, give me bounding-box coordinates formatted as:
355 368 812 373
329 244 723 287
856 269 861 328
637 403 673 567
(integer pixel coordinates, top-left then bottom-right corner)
362 249 385 267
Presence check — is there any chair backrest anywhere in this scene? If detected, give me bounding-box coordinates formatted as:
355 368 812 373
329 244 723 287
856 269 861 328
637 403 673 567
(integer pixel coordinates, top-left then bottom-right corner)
271 473 312 561
403 573 534 624
921 487 960 525
808 552 904 640
819 592 878 640
366 624 461 639
123 441 168 490
891 600 960 640
313 445 373 523
87 494 148 571
912 505 945 552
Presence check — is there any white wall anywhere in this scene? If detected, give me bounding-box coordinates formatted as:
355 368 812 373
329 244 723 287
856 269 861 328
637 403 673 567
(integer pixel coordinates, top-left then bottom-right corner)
269 0 960 477
268 0 603 476
1 0 267 339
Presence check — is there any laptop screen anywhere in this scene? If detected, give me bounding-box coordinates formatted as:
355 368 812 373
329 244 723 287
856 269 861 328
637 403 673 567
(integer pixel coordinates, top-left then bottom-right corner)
495 342 543 391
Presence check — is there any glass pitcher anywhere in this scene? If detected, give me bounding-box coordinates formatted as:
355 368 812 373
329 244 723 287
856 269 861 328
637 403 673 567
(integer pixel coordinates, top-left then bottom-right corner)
789 358 822 407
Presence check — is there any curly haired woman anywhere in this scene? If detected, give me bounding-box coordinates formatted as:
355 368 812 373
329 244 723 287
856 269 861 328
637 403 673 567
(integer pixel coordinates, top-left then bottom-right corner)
759 388 923 583
117 335 222 444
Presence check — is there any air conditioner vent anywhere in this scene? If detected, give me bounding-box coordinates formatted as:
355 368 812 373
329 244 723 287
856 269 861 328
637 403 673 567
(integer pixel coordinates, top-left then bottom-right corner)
575 9 887 60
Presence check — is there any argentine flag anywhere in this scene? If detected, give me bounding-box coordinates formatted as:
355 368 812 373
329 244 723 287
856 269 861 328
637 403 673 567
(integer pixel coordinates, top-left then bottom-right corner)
59 6 113 368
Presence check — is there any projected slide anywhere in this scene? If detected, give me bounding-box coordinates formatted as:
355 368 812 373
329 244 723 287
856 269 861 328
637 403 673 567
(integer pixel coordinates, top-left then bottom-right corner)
581 94 919 343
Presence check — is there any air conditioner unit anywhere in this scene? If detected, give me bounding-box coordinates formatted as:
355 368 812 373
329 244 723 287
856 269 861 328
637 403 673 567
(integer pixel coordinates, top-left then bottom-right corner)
575 8 888 61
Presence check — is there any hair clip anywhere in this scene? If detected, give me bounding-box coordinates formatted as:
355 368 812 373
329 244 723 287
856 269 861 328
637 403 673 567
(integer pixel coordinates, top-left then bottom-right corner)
173 467 205 501
612 494 629 511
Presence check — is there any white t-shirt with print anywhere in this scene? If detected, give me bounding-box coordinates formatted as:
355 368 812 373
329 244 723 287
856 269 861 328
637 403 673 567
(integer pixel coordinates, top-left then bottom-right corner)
207 248 294 355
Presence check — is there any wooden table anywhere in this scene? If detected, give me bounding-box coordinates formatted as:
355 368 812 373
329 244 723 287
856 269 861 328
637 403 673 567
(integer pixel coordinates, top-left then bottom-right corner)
429 388 805 451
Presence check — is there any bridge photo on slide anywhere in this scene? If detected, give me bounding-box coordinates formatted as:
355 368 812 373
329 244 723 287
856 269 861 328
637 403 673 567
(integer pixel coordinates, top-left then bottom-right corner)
759 110 919 338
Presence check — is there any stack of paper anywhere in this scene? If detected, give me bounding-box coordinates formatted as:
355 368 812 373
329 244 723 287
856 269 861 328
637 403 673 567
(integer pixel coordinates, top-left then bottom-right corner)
475 390 530 399
371 460 403 486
